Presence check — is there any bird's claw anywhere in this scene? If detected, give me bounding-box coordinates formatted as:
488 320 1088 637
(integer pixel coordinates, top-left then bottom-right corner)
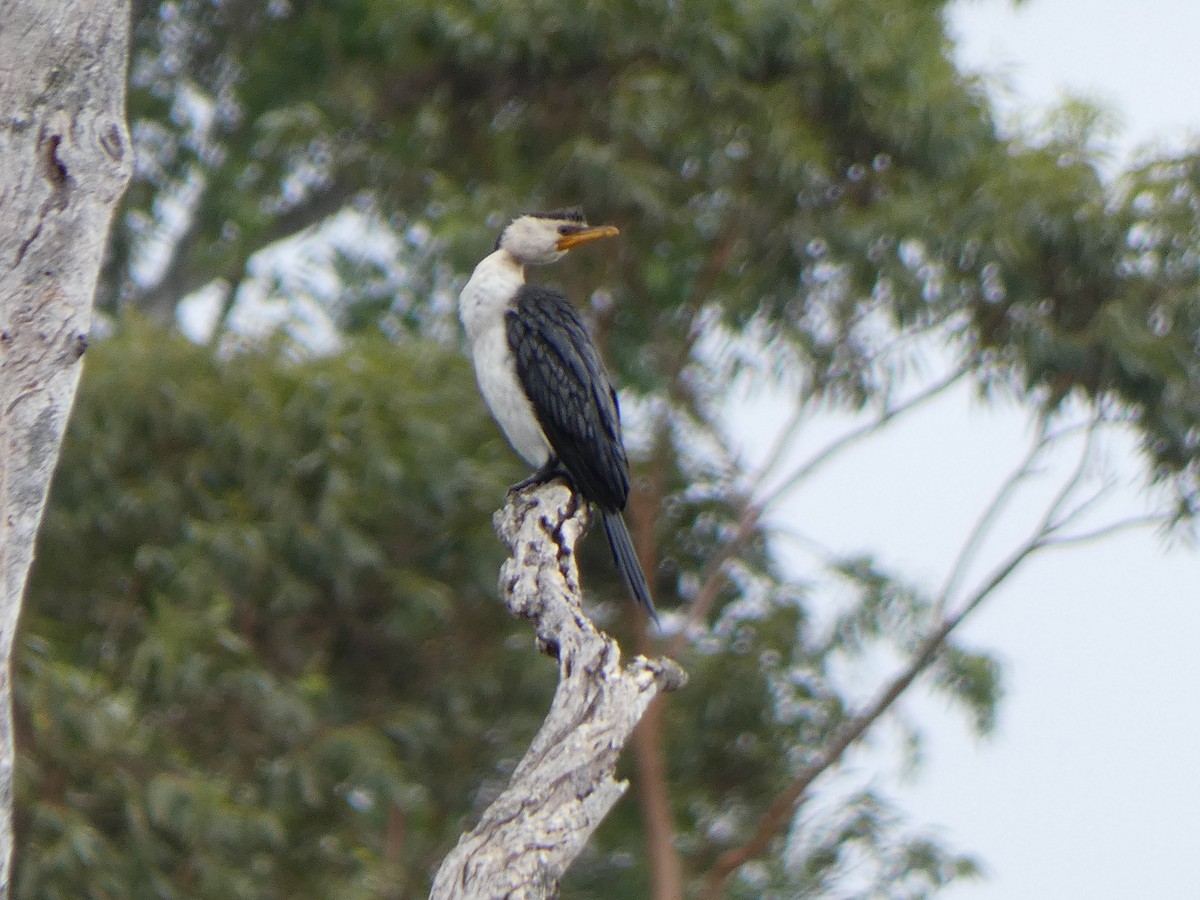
507 459 565 496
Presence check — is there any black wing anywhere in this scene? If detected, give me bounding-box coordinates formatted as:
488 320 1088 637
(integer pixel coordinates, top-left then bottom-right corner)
506 284 630 511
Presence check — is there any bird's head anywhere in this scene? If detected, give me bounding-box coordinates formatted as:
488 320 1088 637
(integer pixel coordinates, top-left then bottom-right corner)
496 209 620 265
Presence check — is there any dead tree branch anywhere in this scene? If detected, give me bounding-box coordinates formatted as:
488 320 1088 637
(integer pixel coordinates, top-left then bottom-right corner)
429 482 686 899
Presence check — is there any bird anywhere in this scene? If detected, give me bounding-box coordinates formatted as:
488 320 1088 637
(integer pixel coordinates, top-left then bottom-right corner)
458 209 656 620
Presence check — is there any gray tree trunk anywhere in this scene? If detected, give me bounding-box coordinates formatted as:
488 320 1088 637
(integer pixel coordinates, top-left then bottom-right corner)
0 0 132 891
429 484 686 899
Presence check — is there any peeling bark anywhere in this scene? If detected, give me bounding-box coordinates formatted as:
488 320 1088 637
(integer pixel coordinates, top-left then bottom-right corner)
0 0 133 891
429 482 686 899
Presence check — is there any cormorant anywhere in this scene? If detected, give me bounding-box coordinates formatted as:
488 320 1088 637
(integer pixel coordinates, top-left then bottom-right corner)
458 209 656 619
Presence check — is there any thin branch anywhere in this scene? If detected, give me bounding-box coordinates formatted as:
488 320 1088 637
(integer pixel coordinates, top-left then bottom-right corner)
936 409 1117 616
731 316 963 513
671 366 969 655
1041 513 1170 548
744 400 809 496
131 177 361 325
1046 475 1116 534
761 365 969 513
1038 412 1103 534
949 534 1044 628
935 417 1051 613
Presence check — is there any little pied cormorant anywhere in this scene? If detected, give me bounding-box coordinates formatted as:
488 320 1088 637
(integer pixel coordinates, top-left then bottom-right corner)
458 209 656 620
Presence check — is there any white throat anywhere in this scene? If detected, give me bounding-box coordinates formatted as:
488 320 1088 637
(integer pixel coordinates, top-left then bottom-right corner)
458 248 553 468
458 249 525 345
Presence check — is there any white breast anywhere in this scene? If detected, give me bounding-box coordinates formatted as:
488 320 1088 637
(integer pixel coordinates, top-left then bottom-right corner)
459 251 552 469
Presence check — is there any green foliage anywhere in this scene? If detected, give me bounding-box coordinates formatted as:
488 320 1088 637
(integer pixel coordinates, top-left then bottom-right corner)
780 790 981 900
17 322 548 898
1105 152 1200 492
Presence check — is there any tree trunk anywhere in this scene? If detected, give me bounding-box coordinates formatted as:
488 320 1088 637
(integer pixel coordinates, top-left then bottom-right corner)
429 483 686 898
0 0 133 891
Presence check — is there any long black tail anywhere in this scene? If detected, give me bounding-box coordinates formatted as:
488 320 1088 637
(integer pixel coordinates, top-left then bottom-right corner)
602 510 658 622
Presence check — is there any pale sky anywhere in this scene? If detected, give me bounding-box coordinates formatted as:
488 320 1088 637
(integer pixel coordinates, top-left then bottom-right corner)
900 2 1200 897
951 0 1200 166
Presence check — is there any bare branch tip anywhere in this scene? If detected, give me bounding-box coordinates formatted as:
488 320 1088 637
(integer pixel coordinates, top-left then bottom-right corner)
653 656 689 692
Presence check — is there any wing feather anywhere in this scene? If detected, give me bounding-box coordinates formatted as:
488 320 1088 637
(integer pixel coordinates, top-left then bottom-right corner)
506 284 630 511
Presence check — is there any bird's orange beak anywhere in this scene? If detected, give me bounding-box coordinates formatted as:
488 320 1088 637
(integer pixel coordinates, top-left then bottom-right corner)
556 224 620 252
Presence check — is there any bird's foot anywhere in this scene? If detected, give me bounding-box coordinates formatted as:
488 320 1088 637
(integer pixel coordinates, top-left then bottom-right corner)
507 459 566 496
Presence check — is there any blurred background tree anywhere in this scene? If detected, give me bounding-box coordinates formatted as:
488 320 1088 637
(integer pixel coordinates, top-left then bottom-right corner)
15 0 1200 897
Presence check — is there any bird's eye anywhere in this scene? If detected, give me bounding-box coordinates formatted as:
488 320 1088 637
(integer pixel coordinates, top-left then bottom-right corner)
557 224 583 236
